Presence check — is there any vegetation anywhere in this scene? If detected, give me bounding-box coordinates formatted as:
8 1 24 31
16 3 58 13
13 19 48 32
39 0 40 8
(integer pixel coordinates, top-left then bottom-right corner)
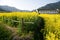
0 12 60 40
39 14 60 40
0 23 12 40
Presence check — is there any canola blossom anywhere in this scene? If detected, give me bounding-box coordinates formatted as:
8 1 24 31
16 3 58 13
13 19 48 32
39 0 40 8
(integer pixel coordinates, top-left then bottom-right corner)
0 12 60 40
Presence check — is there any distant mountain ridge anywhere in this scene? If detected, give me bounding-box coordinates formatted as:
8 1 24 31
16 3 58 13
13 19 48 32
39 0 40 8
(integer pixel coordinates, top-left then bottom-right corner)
0 6 21 12
38 1 60 10
0 6 32 12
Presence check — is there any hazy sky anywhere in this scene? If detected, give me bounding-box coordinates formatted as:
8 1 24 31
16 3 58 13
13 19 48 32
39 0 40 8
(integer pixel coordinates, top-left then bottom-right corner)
0 0 60 10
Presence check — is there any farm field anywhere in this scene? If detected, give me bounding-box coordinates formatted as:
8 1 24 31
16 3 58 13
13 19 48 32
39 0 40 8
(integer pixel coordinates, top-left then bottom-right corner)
0 12 60 40
39 14 60 40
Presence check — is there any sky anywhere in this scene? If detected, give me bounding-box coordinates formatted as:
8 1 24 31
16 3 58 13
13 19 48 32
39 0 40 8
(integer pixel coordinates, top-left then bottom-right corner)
0 0 60 10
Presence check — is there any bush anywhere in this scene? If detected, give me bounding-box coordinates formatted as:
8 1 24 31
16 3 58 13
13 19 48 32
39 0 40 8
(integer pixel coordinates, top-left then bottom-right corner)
18 17 45 40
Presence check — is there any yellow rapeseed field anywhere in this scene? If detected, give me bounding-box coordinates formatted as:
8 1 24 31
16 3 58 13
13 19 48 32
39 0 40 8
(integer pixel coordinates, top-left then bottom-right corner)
0 12 38 17
0 12 60 40
39 14 60 40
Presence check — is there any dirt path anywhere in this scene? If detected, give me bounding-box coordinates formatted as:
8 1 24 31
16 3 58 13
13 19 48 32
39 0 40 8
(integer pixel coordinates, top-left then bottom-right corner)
3 24 21 40
4 24 18 33
0 21 21 40
0 21 32 40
